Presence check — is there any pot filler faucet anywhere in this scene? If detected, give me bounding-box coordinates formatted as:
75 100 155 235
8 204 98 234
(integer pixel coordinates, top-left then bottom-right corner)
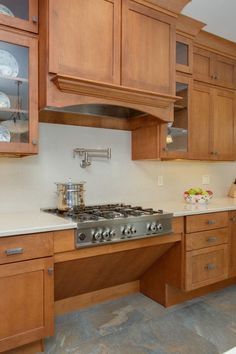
73 147 111 168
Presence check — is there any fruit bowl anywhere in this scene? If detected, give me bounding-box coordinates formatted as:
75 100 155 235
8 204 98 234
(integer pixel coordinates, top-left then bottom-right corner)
184 188 213 204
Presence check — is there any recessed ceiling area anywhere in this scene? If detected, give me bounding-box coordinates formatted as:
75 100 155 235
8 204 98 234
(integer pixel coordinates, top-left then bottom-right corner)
182 0 236 43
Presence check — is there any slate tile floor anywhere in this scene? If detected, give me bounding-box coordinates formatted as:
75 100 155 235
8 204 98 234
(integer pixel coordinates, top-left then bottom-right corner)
44 285 236 354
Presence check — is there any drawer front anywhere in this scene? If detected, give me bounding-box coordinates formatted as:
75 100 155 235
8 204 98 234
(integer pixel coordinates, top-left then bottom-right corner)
0 233 53 265
185 228 229 251
186 212 228 233
185 244 229 290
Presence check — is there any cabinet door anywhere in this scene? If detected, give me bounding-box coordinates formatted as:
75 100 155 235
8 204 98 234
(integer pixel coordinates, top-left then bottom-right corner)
193 47 215 84
176 34 193 74
0 30 38 155
215 55 236 90
49 0 121 85
122 0 175 94
185 244 229 291
0 0 38 33
0 257 54 353
160 74 191 159
229 212 236 277
189 83 212 160
212 89 235 160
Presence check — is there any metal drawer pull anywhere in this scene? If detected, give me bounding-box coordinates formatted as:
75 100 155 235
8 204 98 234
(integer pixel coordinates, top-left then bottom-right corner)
230 216 236 223
207 220 216 225
5 248 24 256
205 263 216 271
206 237 217 243
48 267 54 275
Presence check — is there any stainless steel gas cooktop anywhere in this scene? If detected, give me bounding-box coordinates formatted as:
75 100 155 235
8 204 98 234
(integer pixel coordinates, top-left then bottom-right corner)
43 203 173 248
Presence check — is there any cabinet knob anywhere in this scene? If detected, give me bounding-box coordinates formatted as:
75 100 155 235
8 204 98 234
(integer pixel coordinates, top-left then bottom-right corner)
230 216 236 223
32 16 38 24
47 267 54 275
205 263 216 271
32 139 38 145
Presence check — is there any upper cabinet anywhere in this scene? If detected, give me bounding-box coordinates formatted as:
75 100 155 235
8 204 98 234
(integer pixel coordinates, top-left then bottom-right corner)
48 0 120 84
193 47 236 89
0 22 38 156
0 0 38 33
121 0 175 94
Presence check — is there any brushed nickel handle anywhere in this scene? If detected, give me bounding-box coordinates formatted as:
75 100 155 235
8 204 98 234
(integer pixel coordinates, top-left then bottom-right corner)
48 267 54 275
206 236 217 243
205 263 216 271
5 248 24 256
207 220 216 225
32 139 38 145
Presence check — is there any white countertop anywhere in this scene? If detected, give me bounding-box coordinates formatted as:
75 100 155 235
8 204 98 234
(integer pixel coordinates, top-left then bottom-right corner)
139 197 236 217
0 211 77 237
1 198 236 238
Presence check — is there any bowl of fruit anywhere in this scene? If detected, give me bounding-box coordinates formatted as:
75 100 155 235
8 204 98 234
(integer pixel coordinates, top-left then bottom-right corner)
184 188 213 204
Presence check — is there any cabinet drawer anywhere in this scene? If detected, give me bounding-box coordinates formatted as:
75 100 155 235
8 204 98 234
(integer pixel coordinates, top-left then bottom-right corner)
185 228 229 251
0 233 53 265
186 212 228 233
185 244 229 290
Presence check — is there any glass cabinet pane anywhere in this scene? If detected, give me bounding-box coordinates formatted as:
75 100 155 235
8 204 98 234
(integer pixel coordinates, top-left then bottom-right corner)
165 82 188 152
0 0 29 21
0 41 29 144
176 41 189 66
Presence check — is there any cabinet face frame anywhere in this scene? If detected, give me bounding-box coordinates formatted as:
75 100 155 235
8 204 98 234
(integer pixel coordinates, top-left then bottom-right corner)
160 73 192 159
176 34 193 74
0 29 38 155
0 0 38 33
0 257 54 353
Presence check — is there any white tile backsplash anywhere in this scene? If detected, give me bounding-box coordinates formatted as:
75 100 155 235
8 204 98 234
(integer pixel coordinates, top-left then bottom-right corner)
0 123 235 212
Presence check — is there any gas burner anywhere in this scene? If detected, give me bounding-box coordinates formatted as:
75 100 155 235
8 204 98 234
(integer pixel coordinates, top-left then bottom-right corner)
43 203 172 248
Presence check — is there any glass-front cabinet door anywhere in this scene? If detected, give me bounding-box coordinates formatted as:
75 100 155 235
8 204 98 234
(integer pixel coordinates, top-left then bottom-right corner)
176 34 193 74
0 29 38 155
0 0 38 33
160 75 192 159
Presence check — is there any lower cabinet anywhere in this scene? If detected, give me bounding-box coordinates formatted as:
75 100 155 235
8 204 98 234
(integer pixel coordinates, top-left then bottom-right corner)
0 234 54 353
229 211 236 277
184 212 230 291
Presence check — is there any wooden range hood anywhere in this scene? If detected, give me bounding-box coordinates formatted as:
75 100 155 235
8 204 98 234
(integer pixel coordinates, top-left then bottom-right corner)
39 0 190 131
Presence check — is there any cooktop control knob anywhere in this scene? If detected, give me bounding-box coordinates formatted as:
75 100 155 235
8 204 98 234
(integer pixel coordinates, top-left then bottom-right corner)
102 229 111 241
123 226 131 237
148 222 157 232
93 229 103 242
78 232 86 241
131 226 137 234
110 229 116 238
157 223 163 232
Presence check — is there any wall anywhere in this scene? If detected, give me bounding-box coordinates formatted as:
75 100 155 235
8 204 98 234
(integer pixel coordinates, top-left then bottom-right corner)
0 123 235 213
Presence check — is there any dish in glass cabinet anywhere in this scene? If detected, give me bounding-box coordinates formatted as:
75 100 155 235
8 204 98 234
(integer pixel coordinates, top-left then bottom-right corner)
0 125 10 142
0 4 14 17
0 91 10 109
1 119 28 133
0 50 19 78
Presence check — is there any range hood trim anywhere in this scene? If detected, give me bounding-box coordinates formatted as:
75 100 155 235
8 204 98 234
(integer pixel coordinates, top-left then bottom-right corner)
52 74 179 122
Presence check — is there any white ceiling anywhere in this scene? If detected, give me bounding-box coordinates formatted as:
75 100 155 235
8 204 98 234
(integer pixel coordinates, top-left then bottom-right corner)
182 0 236 43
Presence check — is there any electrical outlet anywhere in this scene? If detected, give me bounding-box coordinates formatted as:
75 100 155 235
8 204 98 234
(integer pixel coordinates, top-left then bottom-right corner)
157 175 164 186
202 175 210 185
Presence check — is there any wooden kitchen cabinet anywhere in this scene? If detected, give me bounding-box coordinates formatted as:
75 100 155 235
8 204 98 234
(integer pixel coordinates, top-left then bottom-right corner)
121 0 175 94
184 212 230 291
189 82 236 161
0 0 38 33
0 29 38 156
48 0 121 84
176 34 193 74
0 233 54 353
193 46 236 89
